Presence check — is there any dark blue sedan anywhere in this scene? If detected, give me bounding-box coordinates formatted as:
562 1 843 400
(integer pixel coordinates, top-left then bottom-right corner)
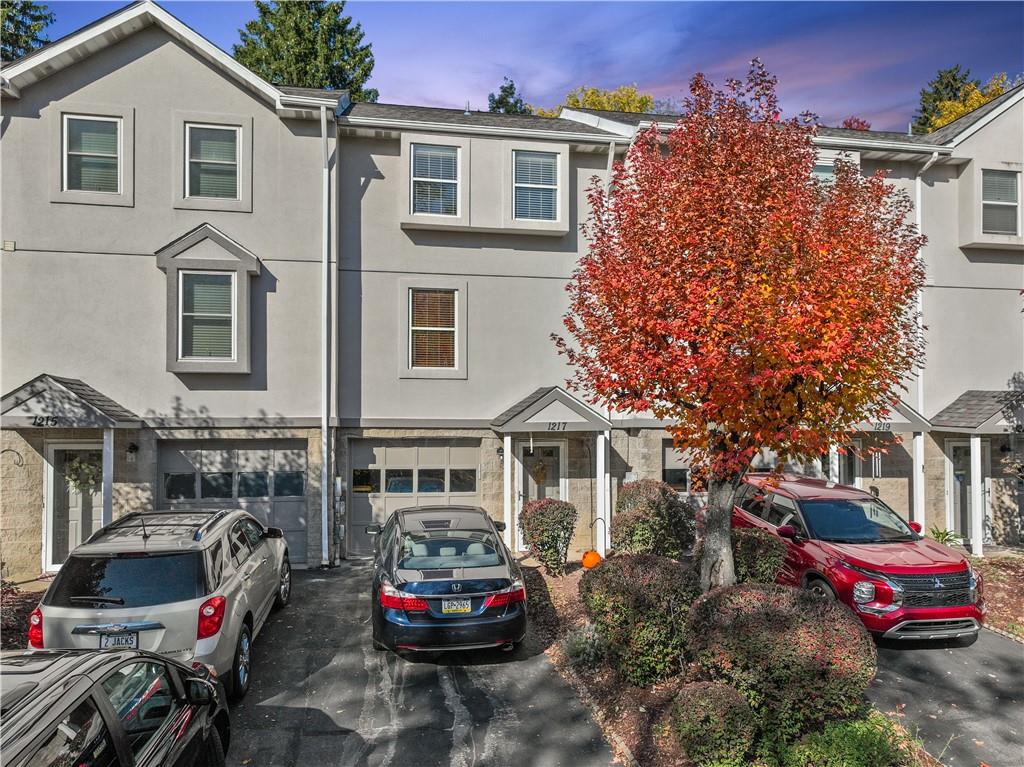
367 506 527 653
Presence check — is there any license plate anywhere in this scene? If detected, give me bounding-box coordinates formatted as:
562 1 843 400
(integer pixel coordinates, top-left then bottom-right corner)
99 633 138 649
441 598 471 614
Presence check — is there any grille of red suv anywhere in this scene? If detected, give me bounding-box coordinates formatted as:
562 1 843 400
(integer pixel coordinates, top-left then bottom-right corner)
888 571 971 607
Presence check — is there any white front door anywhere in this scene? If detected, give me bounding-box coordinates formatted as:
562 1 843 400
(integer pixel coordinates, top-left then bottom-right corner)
44 442 104 572
514 440 568 552
945 439 992 543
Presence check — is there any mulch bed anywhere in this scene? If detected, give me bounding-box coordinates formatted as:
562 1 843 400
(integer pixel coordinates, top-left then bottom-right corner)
1 586 43 650
971 554 1024 638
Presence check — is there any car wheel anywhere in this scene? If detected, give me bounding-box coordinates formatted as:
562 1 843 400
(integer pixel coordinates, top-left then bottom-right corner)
229 624 253 701
273 555 291 610
200 723 226 767
806 577 837 600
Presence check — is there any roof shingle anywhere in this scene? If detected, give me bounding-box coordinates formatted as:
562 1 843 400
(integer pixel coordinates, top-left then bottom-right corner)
342 103 619 137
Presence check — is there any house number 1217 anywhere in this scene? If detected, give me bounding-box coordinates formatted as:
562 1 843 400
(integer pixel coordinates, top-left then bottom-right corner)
547 422 567 431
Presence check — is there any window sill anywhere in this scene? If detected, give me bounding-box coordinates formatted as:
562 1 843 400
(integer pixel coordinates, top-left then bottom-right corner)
399 366 468 380
174 196 252 213
960 236 1023 251
400 219 568 237
168 359 251 374
51 189 134 207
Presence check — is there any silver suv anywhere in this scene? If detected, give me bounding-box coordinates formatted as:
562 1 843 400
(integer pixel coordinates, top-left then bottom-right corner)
29 509 291 700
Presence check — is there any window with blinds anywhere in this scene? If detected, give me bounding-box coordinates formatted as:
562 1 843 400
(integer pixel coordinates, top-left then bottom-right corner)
409 288 456 368
64 116 120 193
411 144 458 216
981 169 1019 235
514 150 558 220
187 124 239 199
179 272 235 360
812 162 835 183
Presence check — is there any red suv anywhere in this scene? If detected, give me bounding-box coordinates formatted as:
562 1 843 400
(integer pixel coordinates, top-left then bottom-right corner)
732 474 984 641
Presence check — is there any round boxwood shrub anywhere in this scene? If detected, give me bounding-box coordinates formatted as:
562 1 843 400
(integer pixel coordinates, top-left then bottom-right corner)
519 498 577 575
610 479 696 558
781 710 919 767
580 554 701 685
686 584 876 744
670 682 756 767
694 527 788 585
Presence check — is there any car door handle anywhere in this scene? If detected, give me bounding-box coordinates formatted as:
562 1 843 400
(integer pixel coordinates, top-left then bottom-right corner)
242 570 253 581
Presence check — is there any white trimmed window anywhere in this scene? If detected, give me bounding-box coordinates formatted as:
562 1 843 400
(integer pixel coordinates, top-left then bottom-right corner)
178 271 236 360
514 150 558 220
812 162 835 183
186 124 240 199
63 115 120 193
409 288 456 369
411 144 458 215
982 169 1019 235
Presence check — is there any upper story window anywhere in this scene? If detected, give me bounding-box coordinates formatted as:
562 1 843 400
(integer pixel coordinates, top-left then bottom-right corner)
63 115 120 194
186 124 240 200
514 150 558 220
812 162 835 183
411 144 458 216
981 169 1020 235
179 271 235 361
409 288 456 369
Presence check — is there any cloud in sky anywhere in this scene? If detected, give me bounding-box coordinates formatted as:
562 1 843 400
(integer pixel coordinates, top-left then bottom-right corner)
46 1 1024 130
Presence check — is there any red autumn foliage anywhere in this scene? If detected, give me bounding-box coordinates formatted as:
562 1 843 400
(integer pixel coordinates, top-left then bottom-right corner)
841 115 872 130
555 61 925 588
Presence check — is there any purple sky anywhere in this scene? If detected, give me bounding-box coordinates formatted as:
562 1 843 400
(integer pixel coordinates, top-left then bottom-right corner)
48 1 1024 131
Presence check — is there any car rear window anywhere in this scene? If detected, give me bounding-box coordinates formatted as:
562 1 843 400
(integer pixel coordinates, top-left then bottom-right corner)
398 531 503 570
44 552 208 608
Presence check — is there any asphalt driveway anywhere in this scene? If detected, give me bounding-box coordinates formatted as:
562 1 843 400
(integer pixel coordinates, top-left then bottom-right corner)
226 563 614 767
870 630 1024 767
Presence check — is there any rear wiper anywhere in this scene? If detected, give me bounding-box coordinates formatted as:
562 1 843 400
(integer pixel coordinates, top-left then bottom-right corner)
68 596 125 605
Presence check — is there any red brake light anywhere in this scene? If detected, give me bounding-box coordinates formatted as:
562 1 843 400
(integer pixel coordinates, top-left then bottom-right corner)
197 596 226 640
28 607 43 648
484 586 527 609
379 582 429 612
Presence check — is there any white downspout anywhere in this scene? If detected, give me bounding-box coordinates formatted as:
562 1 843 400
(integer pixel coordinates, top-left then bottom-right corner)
320 105 331 566
913 151 938 530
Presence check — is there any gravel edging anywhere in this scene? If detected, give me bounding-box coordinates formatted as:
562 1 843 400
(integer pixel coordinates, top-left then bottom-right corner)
983 624 1024 645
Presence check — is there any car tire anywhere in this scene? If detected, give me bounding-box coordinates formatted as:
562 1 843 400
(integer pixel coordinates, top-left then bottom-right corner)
200 723 226 767
228 624 253 702
806 577 837 600
273 555 291 610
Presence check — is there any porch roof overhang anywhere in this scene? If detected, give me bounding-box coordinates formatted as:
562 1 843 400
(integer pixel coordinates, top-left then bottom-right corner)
852 400 932 433
930 390 1023 435
1 374 142 429
490 386 612 433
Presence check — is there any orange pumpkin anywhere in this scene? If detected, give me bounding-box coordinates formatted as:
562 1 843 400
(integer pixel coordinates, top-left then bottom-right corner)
581 550 602 569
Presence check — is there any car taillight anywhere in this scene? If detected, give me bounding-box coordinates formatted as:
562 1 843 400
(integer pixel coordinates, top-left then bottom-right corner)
28 607 43 648
484 581 527 609
197 596 226 640
379 581 429 612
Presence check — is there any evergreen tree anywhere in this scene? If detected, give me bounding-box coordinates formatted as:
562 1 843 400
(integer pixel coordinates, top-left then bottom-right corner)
488 77 532 115
912 65 977 134
234 1 377 102
1 0 55 61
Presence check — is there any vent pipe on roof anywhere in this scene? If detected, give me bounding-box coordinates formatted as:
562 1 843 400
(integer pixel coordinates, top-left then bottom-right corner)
464 101 471 116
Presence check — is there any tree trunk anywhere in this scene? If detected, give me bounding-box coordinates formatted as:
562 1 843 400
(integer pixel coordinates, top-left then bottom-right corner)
700 477 737 591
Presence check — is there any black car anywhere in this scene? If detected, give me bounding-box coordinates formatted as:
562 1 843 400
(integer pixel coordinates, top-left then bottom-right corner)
0 649 230 767
368 506 528 652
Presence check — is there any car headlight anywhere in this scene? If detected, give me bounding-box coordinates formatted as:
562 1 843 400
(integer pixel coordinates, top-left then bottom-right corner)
852 581 875 604
968 565 980 603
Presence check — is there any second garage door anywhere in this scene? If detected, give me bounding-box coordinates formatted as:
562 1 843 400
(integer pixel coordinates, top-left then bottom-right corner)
347 439 481 557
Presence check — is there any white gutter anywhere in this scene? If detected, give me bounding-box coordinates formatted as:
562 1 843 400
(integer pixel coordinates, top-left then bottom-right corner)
320 104 331 566
339 115 618 144
811 136 951 155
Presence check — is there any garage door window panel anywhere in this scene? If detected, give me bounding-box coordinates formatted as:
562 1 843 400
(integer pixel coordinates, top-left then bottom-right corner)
385 469 413 493
352 469 381 493
450 468 477 493
164 473 197 500
201 472 234 499
237 471 270 498
273 471 305 498
418 469 446 493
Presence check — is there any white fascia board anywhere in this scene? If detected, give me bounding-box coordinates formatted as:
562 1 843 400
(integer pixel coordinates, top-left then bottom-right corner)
811 136 952 155
559 108 635 137
948 88 1024 147
339 115 618 144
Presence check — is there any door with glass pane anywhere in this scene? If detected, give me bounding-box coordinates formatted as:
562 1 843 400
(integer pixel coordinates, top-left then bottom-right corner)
46 444 103 570
946 441 992 542
516 441 567 551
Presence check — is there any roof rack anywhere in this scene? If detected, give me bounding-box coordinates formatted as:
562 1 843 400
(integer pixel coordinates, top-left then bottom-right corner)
84 512 142 544
193 509 232 541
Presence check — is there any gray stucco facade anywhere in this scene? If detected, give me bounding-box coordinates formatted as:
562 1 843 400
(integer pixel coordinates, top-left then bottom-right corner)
2 2 1021 582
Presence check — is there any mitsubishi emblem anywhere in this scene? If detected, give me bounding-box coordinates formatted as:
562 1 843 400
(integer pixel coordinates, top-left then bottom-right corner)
933 576 944 590
451 583 462 593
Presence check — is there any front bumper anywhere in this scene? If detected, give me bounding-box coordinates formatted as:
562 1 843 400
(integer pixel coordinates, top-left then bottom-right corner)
378 607 527 652
855 603 985 639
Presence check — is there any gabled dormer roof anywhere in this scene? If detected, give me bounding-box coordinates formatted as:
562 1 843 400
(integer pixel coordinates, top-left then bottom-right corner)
0 0 347 119
155 223 261 274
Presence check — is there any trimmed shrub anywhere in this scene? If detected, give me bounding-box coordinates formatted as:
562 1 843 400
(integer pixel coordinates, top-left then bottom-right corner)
686 584 876 745
781 711 920 767
670 682 756 767
519 498 577 575
611 479 697 558
580 554 701 685
693 527 788 585
560 623 608 669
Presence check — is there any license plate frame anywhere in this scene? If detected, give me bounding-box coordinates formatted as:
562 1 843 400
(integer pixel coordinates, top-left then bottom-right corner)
99 632 139 650
441 598 472 614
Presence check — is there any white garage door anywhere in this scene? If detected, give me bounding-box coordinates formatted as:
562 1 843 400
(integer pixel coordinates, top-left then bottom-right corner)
348 439 481 557
157 440 309 565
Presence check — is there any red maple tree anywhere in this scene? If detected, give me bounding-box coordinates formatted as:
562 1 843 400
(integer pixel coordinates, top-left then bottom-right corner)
556 62 926 590
841 115 872 130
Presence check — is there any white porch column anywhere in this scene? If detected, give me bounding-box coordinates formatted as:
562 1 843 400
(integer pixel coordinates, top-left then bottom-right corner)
502 434 513 548
828 445 840 482
970 434 984 556
102 427 114 525
912 432 925 526
596 430 610 555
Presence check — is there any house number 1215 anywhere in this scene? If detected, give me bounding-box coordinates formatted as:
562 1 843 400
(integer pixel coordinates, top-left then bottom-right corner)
547 422 567 431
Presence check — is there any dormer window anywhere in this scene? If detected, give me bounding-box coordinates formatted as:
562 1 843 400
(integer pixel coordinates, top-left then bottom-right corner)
179 271 236 360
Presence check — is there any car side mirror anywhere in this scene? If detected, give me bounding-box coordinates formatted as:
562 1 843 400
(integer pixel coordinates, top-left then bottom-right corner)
185 678 215 707
909 521 922 534
365 525 381 535
263 527 284 539
494 521 506 532
777 524 798 540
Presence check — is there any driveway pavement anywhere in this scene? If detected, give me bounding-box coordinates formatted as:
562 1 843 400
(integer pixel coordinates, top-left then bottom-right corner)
226 563 614 767
869 630 1024 767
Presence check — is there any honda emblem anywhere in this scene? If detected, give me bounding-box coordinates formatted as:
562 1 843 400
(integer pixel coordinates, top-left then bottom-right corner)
451 583 462 593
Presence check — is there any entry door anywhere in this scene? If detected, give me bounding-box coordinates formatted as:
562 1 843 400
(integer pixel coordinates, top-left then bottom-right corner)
45 444 103 571
946 440 992 542
515 441 567 551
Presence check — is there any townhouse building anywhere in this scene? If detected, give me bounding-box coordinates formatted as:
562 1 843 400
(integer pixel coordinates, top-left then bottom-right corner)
1 1 1021 582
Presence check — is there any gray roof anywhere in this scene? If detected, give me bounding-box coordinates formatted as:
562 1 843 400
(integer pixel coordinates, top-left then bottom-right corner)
490 386 557 428
926 82 1024 144
931 390 1023 429
277 85 347 102
1 373 139 424
342 103 619 137
570 108 676 126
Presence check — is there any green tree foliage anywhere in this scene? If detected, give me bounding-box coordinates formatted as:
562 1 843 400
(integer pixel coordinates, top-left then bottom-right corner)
488 76 532 114
912 65 977 134
1 0 55 61
233 1 377 102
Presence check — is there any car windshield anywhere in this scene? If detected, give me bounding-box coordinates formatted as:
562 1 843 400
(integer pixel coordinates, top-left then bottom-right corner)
397 531 503 570
799 498 916 543
44 552 207 608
